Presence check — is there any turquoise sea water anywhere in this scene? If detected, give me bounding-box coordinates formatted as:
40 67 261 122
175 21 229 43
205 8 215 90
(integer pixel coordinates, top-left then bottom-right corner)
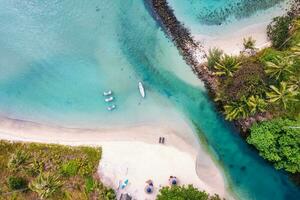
168 0 285 25
168 0 288 36
0 0 299 199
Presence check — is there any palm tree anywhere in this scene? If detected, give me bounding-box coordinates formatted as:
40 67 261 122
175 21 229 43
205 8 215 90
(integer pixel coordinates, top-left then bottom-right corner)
8 150 30 172
243 37 256 50
246 95 267 114
29 173 62 199
207 47 223 69
287 75 300 91
214 55 241 77
224 100 249 121
266 82 299 109
291 43 300 56
290 19 300 34
264 55 294 80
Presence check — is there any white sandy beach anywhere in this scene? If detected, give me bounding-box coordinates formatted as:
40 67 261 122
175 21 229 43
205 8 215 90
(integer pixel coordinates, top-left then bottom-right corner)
193 1 290 58
0 117 233 200
195 22 272 56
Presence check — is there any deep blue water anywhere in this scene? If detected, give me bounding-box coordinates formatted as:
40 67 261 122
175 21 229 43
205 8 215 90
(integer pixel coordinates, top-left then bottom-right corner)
0 0 299 199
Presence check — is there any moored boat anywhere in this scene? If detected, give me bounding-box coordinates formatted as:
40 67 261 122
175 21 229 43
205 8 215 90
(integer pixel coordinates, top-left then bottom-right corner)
103 90 112 96
105 96 114 102
138 82 145 98
107 104 116 111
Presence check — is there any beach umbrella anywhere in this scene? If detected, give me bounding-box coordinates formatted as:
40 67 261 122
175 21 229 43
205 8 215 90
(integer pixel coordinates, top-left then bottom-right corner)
145 185 154 194
169 177 178 186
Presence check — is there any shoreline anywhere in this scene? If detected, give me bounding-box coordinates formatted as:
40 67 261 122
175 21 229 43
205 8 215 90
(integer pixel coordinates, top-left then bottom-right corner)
149 0 219 96
149 0 296 134
195 21 273 56
174 0 291 57
0 116 233 199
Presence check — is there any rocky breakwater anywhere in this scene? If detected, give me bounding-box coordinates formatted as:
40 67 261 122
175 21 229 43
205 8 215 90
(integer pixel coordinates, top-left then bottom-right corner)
148 0 219 94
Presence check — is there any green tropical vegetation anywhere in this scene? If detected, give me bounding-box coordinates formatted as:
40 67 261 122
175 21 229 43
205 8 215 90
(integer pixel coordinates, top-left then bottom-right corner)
156 185 223 200
243 37 256 50
247 118 300 173
267 82 299 109
207 47 224 69
264 55 294 80
0 140 116 200
213 54 241 77
29 173 62 199
223 98 248 121
292 43 300 55
207 14 300 176
7 176 28 191
210 17 300 122
267 16 292 49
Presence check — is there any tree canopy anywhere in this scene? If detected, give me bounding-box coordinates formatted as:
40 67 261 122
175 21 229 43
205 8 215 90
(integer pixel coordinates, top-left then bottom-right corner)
247 118 300 173
221 61 267 102
267 16 292 49
156 185 223 200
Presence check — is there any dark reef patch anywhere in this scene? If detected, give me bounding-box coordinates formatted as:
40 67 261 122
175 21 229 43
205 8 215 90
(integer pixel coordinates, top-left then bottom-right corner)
197 0 285 25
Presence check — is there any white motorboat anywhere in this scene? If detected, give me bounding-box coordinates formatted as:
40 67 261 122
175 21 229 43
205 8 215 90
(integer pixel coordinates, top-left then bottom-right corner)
103 90 112 96
138 81 145 98
105 96 114 102
107 104 116 111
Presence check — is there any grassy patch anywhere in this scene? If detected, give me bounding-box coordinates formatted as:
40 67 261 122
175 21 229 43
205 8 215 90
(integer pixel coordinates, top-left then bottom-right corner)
60 160 80 177
0 140 116 200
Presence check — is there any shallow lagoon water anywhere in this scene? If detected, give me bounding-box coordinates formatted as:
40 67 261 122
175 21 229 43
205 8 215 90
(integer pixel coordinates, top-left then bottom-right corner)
167 0 286 25
0 0 198 130
0 0 299 199
168 0 289 36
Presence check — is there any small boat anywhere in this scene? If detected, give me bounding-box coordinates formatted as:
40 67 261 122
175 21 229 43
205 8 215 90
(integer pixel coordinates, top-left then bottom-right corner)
103 90 112 96
105 96 114 102
107 104 116 111
138 81 145 98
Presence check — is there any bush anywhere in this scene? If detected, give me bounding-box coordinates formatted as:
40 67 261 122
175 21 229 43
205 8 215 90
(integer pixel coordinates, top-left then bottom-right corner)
156 185 222 200
259 48 285 64
8 176 27 190
7 150 30 172
29 173 62 199
221 62 267 102
104 188 117 200
91 179 116 200
267 16 292 49
60 160 80 177
247 118 300 173
0 141 108 199
287 18 300 47
27 158 44 176
207 48 223 69
213 54 241 77
84 176 95 193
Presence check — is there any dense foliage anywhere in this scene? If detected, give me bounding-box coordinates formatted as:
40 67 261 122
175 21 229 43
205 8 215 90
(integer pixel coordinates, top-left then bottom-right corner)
8 176 28 191
0 141 116 200
156 185 223 200
215 60 269 121
221 62 267 102
205 15 300 175
267 16 292 49
247 118 300 173
210 17 300 121
207 48 224 69
213 54 241 77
